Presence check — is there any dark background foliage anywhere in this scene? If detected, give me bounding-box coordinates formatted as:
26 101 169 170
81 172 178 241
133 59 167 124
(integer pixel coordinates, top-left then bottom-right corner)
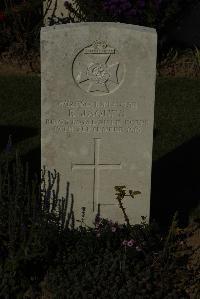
0 0 43 55
0 0 200 61
63 0 200 60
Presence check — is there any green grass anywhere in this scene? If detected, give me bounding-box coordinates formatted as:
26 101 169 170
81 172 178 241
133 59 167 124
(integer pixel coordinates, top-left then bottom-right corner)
0 75 200 161
0 75 40 128
0 75 40 161
154 77 200 159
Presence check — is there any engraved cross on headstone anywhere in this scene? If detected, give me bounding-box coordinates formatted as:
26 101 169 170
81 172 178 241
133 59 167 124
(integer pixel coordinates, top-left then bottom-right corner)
71 138 122 211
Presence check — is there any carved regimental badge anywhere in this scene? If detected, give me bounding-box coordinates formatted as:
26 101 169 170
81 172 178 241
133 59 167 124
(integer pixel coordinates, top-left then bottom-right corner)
72 40 125 96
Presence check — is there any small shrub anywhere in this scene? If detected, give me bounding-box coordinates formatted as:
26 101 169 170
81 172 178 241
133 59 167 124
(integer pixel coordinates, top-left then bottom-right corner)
0 141 75 297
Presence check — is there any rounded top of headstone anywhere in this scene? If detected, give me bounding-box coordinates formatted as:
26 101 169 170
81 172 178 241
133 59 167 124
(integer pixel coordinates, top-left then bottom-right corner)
41 22 157 35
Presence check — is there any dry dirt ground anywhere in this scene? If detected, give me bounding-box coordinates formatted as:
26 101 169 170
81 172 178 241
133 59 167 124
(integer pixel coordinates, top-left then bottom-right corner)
157 49 200 78
0 55 40 75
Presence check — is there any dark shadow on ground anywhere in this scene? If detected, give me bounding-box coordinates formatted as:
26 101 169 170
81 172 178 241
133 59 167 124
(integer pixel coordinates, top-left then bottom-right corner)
22 147 41 178
0 125 40 181
151 135 200 231
0 125 39 152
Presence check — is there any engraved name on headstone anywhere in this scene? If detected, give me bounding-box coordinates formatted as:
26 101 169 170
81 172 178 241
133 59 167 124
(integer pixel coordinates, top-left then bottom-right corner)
41 22 157 227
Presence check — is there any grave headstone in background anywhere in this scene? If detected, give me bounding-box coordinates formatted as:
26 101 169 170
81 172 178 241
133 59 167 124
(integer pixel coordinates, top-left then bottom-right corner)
41 22 157 227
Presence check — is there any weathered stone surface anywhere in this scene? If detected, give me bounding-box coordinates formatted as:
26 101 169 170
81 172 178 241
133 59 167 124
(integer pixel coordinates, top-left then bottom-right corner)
41 22 157 227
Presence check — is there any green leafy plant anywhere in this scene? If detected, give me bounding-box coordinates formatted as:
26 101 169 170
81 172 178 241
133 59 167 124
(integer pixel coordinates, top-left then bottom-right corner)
114 185 141 226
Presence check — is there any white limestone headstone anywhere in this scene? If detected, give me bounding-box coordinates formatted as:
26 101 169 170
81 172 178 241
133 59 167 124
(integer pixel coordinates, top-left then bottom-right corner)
41 22 157 228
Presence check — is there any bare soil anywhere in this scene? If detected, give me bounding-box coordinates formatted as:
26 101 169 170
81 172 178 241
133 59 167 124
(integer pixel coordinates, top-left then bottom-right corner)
0 53 40 75
158 50 200 78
